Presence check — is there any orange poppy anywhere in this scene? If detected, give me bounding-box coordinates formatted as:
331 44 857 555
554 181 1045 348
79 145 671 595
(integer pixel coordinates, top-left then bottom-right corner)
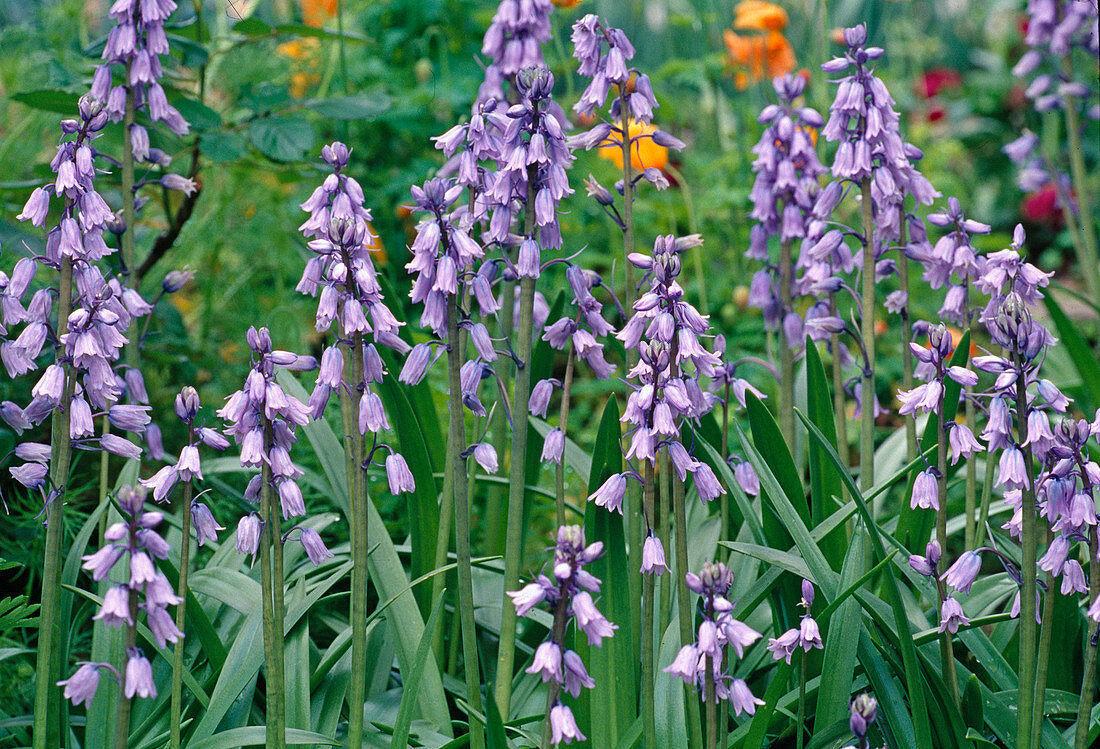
734 0 789 32
552 0 583 6
298 0 337 27
724 29 797 90
597 120 669 173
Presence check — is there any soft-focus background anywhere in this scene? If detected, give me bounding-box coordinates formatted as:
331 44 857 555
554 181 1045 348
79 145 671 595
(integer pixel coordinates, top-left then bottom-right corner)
0 0 1095 724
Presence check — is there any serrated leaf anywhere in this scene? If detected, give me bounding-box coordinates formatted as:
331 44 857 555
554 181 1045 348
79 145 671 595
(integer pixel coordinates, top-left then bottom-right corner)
10 89 79 115
304 94 392 121
248 117 314 162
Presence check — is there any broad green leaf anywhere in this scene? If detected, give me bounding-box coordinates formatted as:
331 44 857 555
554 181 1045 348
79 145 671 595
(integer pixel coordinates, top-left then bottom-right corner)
579 396 635 747
654 615 688 749
186 727 338 749
392 591 447 749
816 533 865 732
804 338 846 569
795 409 932 749
10 89 80 114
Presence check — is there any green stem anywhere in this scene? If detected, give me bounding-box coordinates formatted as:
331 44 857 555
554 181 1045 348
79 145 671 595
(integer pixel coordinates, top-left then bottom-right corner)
539 595 569 749
858 177 875 497
975 452 997 548
121 70 139 371
494 158 540 719
99 416 112 543
936 402 960 709
1015 356 1038 749
899 231 916 467
705 654 717 749
673 475 704 749
659 454 671 624
1075 525 1099 749
1031 562 1056 748
447 297 485 749
829 299 849 478
1061 70 1100 301
641 464 657 749
114 555 140 749
33 255 74 749
169 479 194 749
964 286 976 549
346 327 368 749
779 239 795 448
555 347 575 527
260 418 285 749
796 648 807 749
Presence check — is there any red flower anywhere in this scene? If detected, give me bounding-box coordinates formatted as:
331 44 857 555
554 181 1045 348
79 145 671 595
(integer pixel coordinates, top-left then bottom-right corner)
1021 184 1065 228
916 67 962 99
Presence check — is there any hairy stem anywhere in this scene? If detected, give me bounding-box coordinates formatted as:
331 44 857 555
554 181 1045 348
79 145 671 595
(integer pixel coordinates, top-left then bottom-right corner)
169 479 194 749
448 297 485 749
34 255 74 749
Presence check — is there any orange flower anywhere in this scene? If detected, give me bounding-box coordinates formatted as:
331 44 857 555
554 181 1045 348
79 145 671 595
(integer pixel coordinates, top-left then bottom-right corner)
597 120 669 172
733 0 788 32
298 0 337 27
724 29 796 90
551 0 583 6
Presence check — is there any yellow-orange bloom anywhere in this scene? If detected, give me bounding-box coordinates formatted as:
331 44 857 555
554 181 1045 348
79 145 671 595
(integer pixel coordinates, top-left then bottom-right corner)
723 29 796 90
597 120 669 173
551 0 583 6
298 0 337 27
733 0 788 32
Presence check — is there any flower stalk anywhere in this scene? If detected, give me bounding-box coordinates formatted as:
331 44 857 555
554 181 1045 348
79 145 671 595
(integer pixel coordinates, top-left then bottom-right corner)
935 403 960 708
34 255 75 749
1075 524 1099 749
447 295 485 749
168 480 192 749
858 176 875 495
1014 354 1038 749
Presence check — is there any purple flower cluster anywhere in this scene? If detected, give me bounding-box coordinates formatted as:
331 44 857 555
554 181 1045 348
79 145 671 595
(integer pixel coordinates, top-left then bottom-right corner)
95 0 190 145
508 525 616 745
482 66 573 251
141 387 226 544
405 178 486 336
896 324 982 510
7 96 155 491
589 235 723 516
766 579 824 663
478 0 554 103
919 197 991 325
572 15 657 124
664 561 764 715
60 485 181 706
297 143 411 450
218 327 330 563
745 75 826 339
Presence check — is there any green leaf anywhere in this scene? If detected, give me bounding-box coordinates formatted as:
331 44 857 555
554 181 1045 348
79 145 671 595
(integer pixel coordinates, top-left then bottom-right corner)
304 94 392 121
804 338 846 570
280 373 452 736
248 117 315 162
186 727 339 749
485 690 511 749
816 533 865 732
170 96 222 131
377 372 440 611
392 591 447 749
894 330 970 548
10 89 79 114
961 675 984 730
1043 292 1100 412
795 409 933 749
579 396 635 747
